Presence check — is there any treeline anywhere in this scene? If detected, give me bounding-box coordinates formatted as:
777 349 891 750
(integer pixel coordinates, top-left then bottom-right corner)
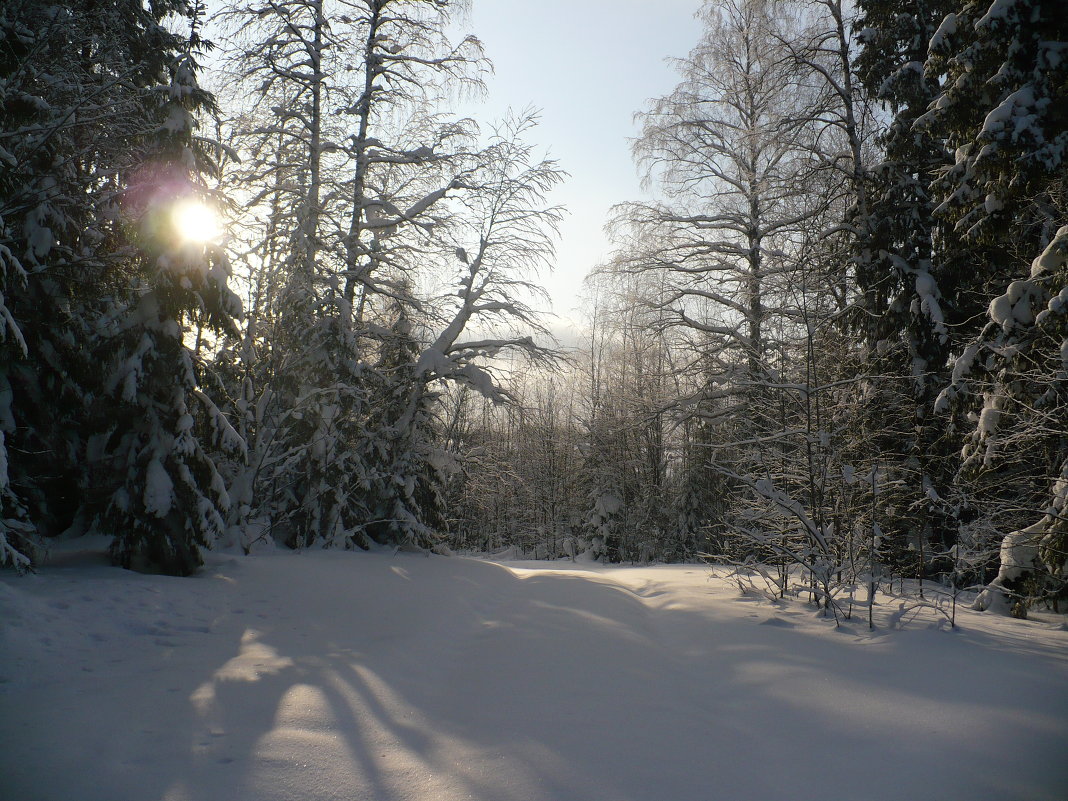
1 0 1066 615
440 0 1068 617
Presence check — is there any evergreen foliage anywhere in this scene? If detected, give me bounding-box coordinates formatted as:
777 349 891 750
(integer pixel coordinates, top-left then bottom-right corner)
921 0 1068 611
853 0 962 571
0 0 241 574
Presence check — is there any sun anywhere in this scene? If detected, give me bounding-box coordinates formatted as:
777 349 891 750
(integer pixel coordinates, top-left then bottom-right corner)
171 198 222 244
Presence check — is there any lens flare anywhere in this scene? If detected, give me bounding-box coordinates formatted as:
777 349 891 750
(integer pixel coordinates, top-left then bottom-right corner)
171 198 221 244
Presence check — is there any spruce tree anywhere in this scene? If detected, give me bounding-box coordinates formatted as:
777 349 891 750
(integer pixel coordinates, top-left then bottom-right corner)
921 0 1068 612
852 0 963 575
1 0 241 573
101 38 244 574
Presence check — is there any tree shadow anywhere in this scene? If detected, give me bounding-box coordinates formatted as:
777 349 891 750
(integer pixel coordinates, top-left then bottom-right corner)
162 554 1068 801
5 550 1065 801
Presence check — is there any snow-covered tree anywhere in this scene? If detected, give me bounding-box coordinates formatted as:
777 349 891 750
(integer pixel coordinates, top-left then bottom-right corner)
610 0 850 571
850 0 964 576
1 0 242 574
922 0 1068 613
569 271 684 562
370 113 564 546
625 0 813 398
213 0 487 549
949 230 1068 614
0 0 140 569
98 25 244 575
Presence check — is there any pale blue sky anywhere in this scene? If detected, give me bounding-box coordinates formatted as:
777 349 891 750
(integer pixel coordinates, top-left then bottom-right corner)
455 1 705 325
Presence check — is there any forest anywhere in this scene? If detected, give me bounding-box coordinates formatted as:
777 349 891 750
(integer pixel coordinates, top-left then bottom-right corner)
1 0 1067 622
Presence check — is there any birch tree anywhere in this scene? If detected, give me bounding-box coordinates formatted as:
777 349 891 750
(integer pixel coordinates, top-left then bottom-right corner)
613 0 836 562
366 113 564 545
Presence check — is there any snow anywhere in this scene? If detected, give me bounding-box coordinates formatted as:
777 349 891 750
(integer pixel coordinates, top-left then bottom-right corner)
977 393 1002 437
976 0 1016 29
162 105 192 135
914 269 947 341
143 458 174 518
951 342 981 385
989 278 1043 332
974 519 1048 614
24 205 54 259
1031 225 1068 278
980 86 1044 145
928 13 958 52
2 545 1067 801
1043 40 1068 70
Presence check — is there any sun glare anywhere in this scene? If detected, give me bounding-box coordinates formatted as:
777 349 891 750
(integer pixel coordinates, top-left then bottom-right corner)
171 198 222 244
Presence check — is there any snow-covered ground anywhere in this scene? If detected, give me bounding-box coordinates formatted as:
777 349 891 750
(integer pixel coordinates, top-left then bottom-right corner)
2 542 1066 801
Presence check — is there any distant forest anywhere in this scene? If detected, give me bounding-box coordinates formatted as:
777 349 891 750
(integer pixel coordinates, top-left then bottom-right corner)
1 0 1065 616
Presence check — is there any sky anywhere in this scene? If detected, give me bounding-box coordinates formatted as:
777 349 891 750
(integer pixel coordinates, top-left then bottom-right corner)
451 1 705 328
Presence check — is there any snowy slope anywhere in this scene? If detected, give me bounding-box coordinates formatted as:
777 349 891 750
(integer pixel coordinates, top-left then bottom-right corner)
1 543 1066 801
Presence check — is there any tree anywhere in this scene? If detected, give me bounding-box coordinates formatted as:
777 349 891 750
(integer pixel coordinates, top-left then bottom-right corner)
611 0 848 573
626 0 812 399
921 0 1068 613
372 113 564 545
214 0 486 549
0 0 242 574
89 17 244 575
851 0 966 579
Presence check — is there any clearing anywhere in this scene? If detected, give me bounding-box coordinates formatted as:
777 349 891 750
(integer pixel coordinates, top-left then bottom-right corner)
2 543 1066 800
